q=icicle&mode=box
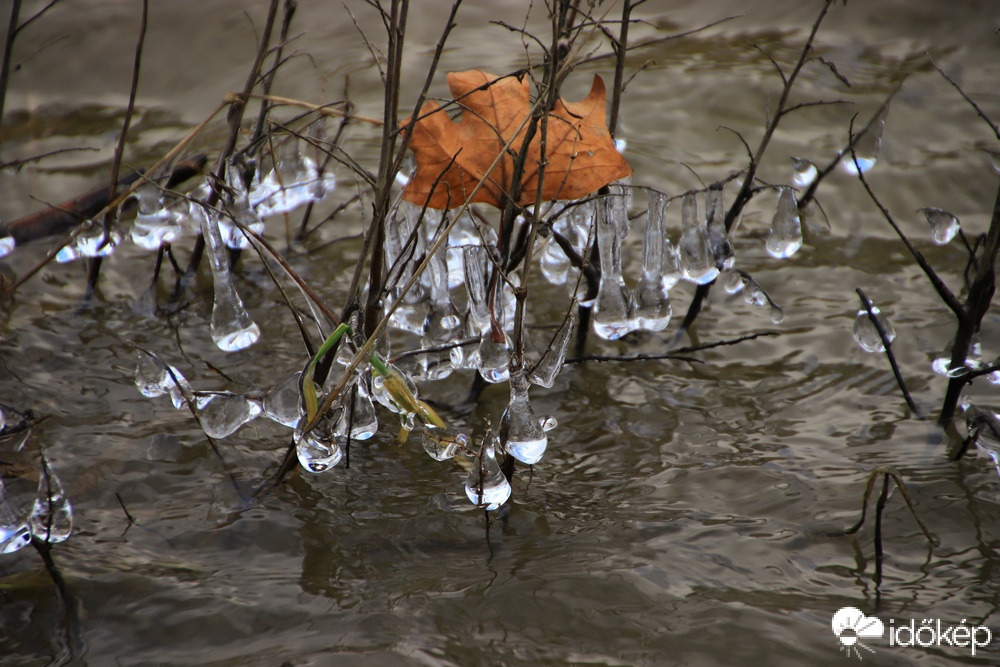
[194,392,262,439]
[852,303,896,353]
[28,457,73,544]
[464,430,511,510]
[421,425,469,461]
[791,157,818,187]
[420,216,462,377]
[464,245,491,334]
[503,369,547,465]
[918,207,960,245]
[387,202,431,335]
[633,191,673,331]
[0,478,31,553]
[197,204,261,352]
[705,186,735,270]
[528,303,577,388]
[593,190,636,339]
[251,139,335,217]
[130,182,182,250]
[766,187,803,259]
[678,193,719,285]
[262,371,303,427]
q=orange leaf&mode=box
[401,70,631,210]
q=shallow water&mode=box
[2,1,1000,665]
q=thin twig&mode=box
[856,288,920,417]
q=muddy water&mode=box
[2,1,1000,665]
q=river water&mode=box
[1,1,1000,665]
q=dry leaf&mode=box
[401,70,632,210]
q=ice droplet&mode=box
[421,424,468,461]
[528,303,576,388]
[918,207,960,245]
[56,222,120,263]
[852,305,896,353]
[262,371,303,427]
[0,235,15,258]
[477,326,512,383]
[766,187,803,259]
[28,458,73,544]
[503,369,548,465]
[130,183,183,250]
[791,156,818,187]
[195,392,262,439]
[841,112,886,175]
[294,421,344,473]
[0,478,31,554]
[346,382,378,441]
[465,431,511,510]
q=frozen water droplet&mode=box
[841,114,885,175]
[294,422,344,473]
[852,305,895,353]
[722,268,746,294]
[262,371,303,427]
[918,207,960,245]
[0,235,15,258]
[130,183,182,250]
[982,147,1000,175]
[594,189,637,339]
[528,304,576,388]
[464,432,511,510]
[678,193,720,285]
[346,382,378,440]
[791,156,817,187]
[766,187,803,259]
[28,459,72,544]
[195,392,262,438]
[769,305,785,324]
[421,425,468,461]
[197,204,261,352]
[538,414,558,432]
[478,328,512,383]
[57,222,120,263]
[614,138,627,153]
[503,370,547,465]
[371,363,420,416]
[0,478,31,554]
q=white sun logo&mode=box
[831,606,884,660]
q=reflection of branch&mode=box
[826,466,935,597]
[566,331,780,364]
[856,288,920,417]
[32,540,83,658]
